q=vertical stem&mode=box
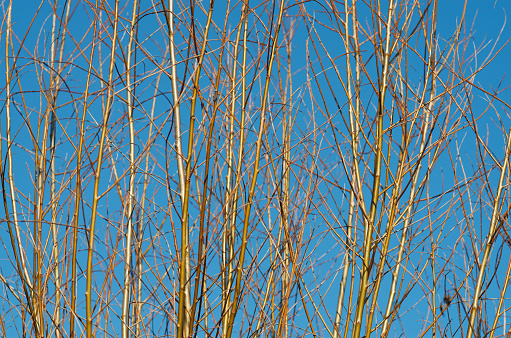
[466,127,511,338]
[279,14,292,338]
[86,1,119,337]
[222,4,247,333]
[49,4,59,336]
[177,2,215,337]
[334,0,361,335]
[70,2,99,336]
[352,1,394,337]
[165,0,186,202]
[222,3,254,335]
[161,1,189,331]
[3,2,38,335]
[122,0,139,337]
[188,1,231,334]
[48,2,71,336]
[489,253,511,338]
[134,62,164,338]
[381,12,437,335]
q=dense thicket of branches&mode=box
[1,0,511,337]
